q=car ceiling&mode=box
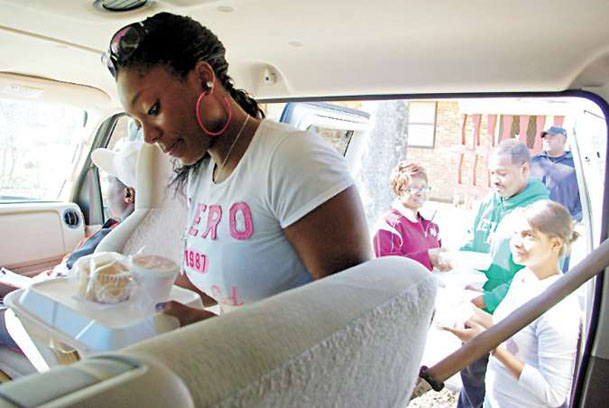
[2,0,609,108]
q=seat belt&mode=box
[419,238,609,391]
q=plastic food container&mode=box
[4,278,203,355]
[72,252,134,304]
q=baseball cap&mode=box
[541,126,567,138]
[91,140,142,188]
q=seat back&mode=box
[0,256,437,408]
[95,143,187,264]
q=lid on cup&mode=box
[132,254,178,272]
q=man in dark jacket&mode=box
[531,126,582,222]
[531,126,581,273]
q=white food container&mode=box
[4,278,203,355]
[444,250,492,271]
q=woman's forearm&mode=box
[493,345,525,379]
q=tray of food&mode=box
[4,252,203,353]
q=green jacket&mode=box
[461,178,549,313]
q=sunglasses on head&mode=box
[101,22,148,78]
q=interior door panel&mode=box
[0,203,84,276]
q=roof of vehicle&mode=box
[2,0,609,106]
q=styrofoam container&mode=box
[442,250,492,271]
[4,278,203,354]
[130,255,179,304]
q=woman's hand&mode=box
[428,248,453,272]
[471,294,486,309]
[156,301,216,326]
[469,306,493,329]
[444,319,486,343]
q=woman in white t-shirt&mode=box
[102,12,371,322]
[448,200,580,408]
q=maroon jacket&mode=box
[373,204,441,271]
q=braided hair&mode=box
[113,12,265,191]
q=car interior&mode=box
[1,0,609,407]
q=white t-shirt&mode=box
[484,268,580,408]
[183,119,353,312]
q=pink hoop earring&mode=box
[195,90,232,137]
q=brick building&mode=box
[406,100,569,205]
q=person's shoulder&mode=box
[531,153,548,165]
[532,152,546,160]
[254,119,317,156]
[260,119,309,140]
[373,208,405,235]
[377,207,401,226]
[562,151,575,163]
[527,177,550,197]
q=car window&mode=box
[0,97,87,202]
[306,126,354,155]
[261,102,365,156]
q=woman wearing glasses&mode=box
[103,12,370,324]
[373,162,450,271]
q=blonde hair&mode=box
[390,161,428,197]
[523,200,579,257]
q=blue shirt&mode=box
[530,151,582,222]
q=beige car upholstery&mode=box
[0,203,84,276]
[95,142,187,264]
[0,256,437,408]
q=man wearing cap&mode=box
[531,126,581,273]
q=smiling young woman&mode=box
[103,12,371,323]
[447,200,580,408]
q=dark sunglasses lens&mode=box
[110,26,131,55]
[110,25,143,59]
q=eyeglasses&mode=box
[101,22,148,78]
[404,186,432,194]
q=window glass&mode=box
[260,102,361,156]
[0,97,86,202]
[307,126,354,155]
[407,101,437,148]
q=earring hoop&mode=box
[195,91,232,137]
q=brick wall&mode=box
[407,101,487,201]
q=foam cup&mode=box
[130,255,179,304]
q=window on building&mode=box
[407,101,437,148]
